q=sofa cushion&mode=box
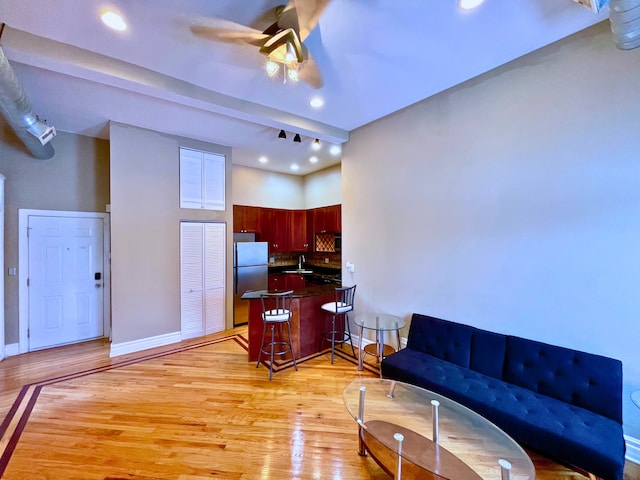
[470,328,506,379]
[504,336,623,423]
[406,314,473,368]
[381,349,625,480]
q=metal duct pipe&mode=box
[0,43,55,159]
[609,0,640,49]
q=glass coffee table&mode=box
[343,378,535,480]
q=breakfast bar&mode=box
[242,284,338,362]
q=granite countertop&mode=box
[240,283,337,299]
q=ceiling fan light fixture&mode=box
[278,129,287,139]
[293,133,302,143]
[266,61,280,77]
[287,67,300,82]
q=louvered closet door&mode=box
[180,221,226,339]
[180,222,204,339]
[204,223,225,334]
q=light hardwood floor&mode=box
[0,327,637,479]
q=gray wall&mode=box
[0,122,109,343]
[109,122,232,345]
[343,21,640,440]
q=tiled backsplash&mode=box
[269,251,341,270]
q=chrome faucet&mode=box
[298,254,306,269]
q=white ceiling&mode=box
[0,0,609,175]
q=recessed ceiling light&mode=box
[309,156,318,164]
[458,0,485,10]
[290,163,300,171]
[329,145,341,156]
[259,156,268,164]
[309,97,324,108]
[101,10,127,31]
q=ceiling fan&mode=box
[190,0,331,88]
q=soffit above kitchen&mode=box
[0,0,609,175]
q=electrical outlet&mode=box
[269,257,275,264]
[346,262,355,273]
[325,257,329,264]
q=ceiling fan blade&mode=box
[289,0,332,41]
[190,18,267,47]
[299,51,323,89]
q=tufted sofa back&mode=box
[406,313,622,423]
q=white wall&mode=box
[232,164,305,208]
[232,163,341,209]
[343,21,640,440]
[304,164,342,209]
[110,122,232,344]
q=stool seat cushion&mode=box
[321,302,352,314]
[262,309,291,322]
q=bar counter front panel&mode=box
[242,284,338,362]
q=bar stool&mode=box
[256,290,298,380]
[320,285,357,364]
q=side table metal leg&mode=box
[358,324,364,371]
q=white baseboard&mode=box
[110,331,182,357]
[4,343,20,357]
[626,435,640,464]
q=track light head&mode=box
[312,138,320,151]
[278,129,287,139]
[293,133,301,143]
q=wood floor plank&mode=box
[0,327,636,479]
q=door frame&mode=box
[18,209,111,354]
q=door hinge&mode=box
[27,278,30,287]
[27,328,30,338]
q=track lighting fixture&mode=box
[312,138,320,151]
[293,133,301,143]
[278,129,287,139]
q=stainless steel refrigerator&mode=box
[233,241,269,326]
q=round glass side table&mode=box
[354,313,406,372]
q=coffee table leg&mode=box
[431,400,440,444]
[394,433,404,480]
[357,386,367,456]
[499,459,512,480]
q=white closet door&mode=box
[180,221,226,339]
[204,223,225,334]
[180,222,204,339]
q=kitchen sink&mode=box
[283,269,314,274]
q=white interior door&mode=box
[28,215,104,350]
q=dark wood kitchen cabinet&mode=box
[313,204,341,234]
[233,205,261,233]
[262,208,289,252]
[289,209,309,252]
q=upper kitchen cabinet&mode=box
[233,205,261,233]
[289,210,310,252]
[313,204,341,234]
[262,208,289,253]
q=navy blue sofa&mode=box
[380,313,625,480]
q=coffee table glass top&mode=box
[343,378,535,480]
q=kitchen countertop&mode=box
[268,265,342,286]
[241,283,337,300]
